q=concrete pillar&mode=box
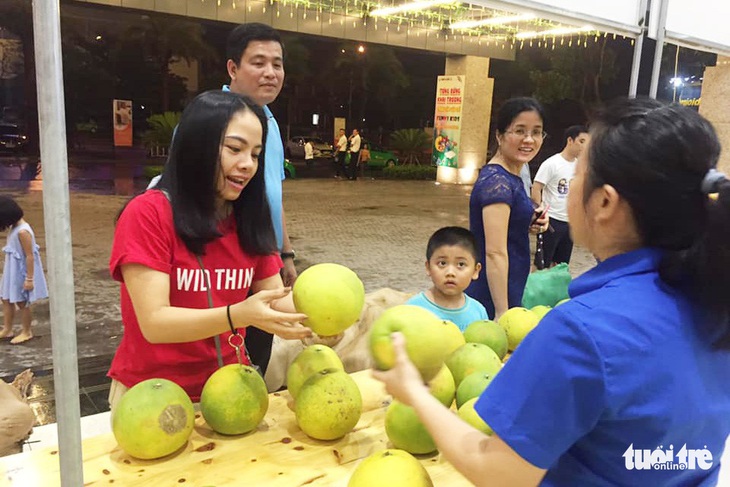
[699,56,730,175]
[438,55,494,185]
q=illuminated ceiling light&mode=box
[450,13,534,30]
[369,0,455,18]
[515,25,592,40]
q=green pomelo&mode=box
[445,343,502,387]
[457,398,493,435]
[498,307,541,351]
[440,320,466,357]
[295,368,362,440]
[112,378,195,460]
[530,305,552,320]
[463,319,509,359]
[200,364,269,436]
[348,449,434,487]
[369,305,450,382]
[385,400,437,455]
[427,364,456,407]
[286,344,344,400]
[293,263,365,336]
[455,371,495,409]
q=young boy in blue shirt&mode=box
[406,226,489,331]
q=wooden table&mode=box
[0,371,471,486]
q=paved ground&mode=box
[0,173,595,425]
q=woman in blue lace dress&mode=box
[466,98,548,319]
[0,196,48,344]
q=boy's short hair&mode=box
[564,125,588,142]
[426,226,479,261]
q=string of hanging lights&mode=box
[201,0,628,49]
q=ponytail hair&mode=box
[587,98,730,348]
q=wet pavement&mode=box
[0,157,596,428]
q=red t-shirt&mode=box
[108,190,282,400]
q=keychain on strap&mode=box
[226,304,262,375]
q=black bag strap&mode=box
[195,255,224,368]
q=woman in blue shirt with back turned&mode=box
[374,98,730,486]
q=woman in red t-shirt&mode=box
[108,91,312,404]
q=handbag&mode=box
[521,262,572,309]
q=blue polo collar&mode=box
[569,248,664,298]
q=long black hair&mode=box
[157,90,276,256]
[587,97,730,347]
[0,196,23,231]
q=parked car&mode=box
[0,123,29,153]
[284,159,296,179]
[285,136,334,161]
[362,140,398,168]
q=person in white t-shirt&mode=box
[335,128,348,179]
[347,129,362,180]
[531,125,589,269]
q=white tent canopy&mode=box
[31,0,729,485]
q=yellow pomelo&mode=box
[457,397,493,435]
[498,307,540,351]
[295,368,362,440]
[200,364,269,435]
[440,320,466,356]
[369,305,451,382]
[112,378,195,460]
[293,263,365,336]
[530,305,552,320]
[427,364,455,407]
[455,371,495,409]
[286,344,344,400]
[445,342,502,387]
[463,319,508,359]
[385,400,437,455]
[348,449,434,487]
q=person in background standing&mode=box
[531,125,589,269]
[348,128,361,181]
[224,22,298,375]
[335,128,348,179]
[304,138,314,166]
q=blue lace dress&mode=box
[1,222,49,304]
[466,164,533,317]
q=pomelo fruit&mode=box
[112,378,195,459]
[348,449,434,487]
[457,397,493,435]
[445,342,502,387]
[530,305,552,320]
[369,305,451,382]
[200,364,269,435]
[295,368,362,440]
[440,320,466,356]
[498,307,540,351]
[385,400,437,455]
[286,344,344,400]
[455,371,495,409]
[427,364,455,407]
[463,319,508,359]
[293,263,365,336]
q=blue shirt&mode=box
[405,291,489,331]
[475,248,730,486]
[466,164,533,317]
[222,86,286,250]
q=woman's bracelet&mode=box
[226,304,239,335]
[24,277,33,281]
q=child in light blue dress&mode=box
[0,196,48,344]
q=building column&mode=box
[699,56,730,175]
[438,55,494,185]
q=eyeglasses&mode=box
[504,128,548,140]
